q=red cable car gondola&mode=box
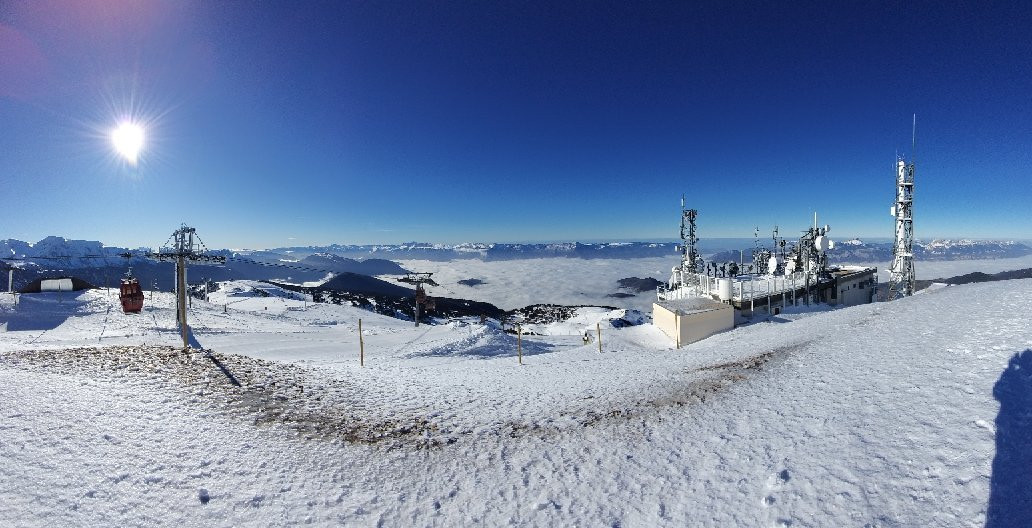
[119,268,144,313]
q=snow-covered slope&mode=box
[1,279,1030,526]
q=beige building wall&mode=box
[653,302,734,347]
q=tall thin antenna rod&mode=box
[911,113,917,160]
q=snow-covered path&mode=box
[2,280,1030,526]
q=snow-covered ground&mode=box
[2,279,1031,526]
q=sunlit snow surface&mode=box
[1,277,1031,526]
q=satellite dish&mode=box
[815,235,829,252]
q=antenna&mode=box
[911,113,917,161]
[889,118,916,300]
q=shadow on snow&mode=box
[403,327,557,360]
[1,292,92,331]
[986,349,1032,527]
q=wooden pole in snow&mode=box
[359,319,365,367]
[597,322,602,353]
[675,313,680,349]
[517,323,522,365]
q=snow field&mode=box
[1,278,1031,525]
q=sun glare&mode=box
[112,122,145,164]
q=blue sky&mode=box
[1,1,1029,248]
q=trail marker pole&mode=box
[517,323,522,365]
[359,319,365,367]
[597,323,602,353]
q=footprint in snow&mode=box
[763,468,793,527]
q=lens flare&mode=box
[111,122,145,164]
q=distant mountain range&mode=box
[3,236,1030,274]
[1,237,683,265]
[258,241,681,261]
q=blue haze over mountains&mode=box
[3,235,1030,296]
[4,236,1032,267]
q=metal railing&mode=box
[657,271,810,303]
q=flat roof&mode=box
[829,266,878,279]
[656,297,730,315]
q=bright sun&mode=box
[112,122,145,164]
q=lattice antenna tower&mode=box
[888,116,916,299]
[678,196,701,285]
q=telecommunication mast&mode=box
[888,116,916,299]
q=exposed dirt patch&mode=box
[696,341,811,373]
[0,339,815,449]
[541,341,815,435]
[1,346,436,448]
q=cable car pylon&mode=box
[145,225,226,349]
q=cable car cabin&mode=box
[119,277,145,313]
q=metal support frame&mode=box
[397,272,438,327]
[888,156,916,299]
[679,200,701,287]
[147,225,226,348]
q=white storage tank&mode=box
[717,278,732,301]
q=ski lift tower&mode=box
[147,225,225,348]
[888,120,917,299]
[397,272,438,327]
